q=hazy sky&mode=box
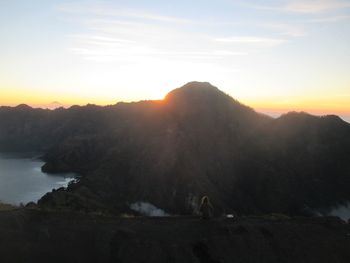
[1,0,350,120]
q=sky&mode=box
[1,0,350,121]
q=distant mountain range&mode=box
[1,82,350,216]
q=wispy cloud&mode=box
[68,34,135,44]
[248,0,350,14]
[285,0,350,14]
[57,1,303,64]
[57,2,191,24]
[68,44,247,63]
[257,23,306,37]
[214,36,286,47]
[305,14,350,23]
[57,3,256,63]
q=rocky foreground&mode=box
[0,208,349,263]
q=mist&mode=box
[130,202,169,217]
[329,202,350,221]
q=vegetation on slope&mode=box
[1,82,350,216]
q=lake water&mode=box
[0,153,75,205]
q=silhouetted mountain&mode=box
[1,82,350,216]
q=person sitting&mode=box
[199,196,214,219]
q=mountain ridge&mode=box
[0,82,350,216]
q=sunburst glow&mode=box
[1,0,349,121]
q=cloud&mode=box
[60,5,250,63]
[258,23,306,37]
[57,2,191,24]
[68,34,135,44]
[248,0,350,14]
[68,45,246,63]
[214,36,286,47]
[285,0,350,14]
[306,15,350,23]
[57,1,299,64]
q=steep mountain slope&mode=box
[1,82,350,216]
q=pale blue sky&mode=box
[1,0,350,121]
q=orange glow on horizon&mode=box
[246,98,350,116]
[0,87,120,108]
[1,87,349,119]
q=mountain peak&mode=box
[164,81,230,105]
[164,81,253,114]
[15,104,32,110]
[165,82,218,98]
[181,81,218,90]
